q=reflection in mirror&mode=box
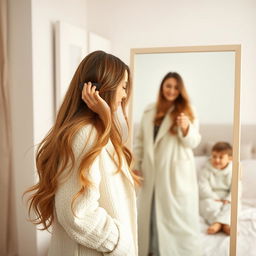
[132,50,236,256]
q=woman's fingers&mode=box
[89,84,98,104]
[177,114,188,122]
[94,91,102,103]
[177,115,185,122]
[176,113,189,128]
[82,82,98,106]
[81,82,110,121]
[91,84,96,95]
[82,83,93,106]
[95,91,111,115]
[85,82,91,96]
[94,91,105,104]
[86,82,95,102]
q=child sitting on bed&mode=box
[199,142,232,235]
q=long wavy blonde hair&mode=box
[23,50,139,231]
[154,72,195,134]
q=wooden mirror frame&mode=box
[128,45,241,256]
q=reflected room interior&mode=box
[131,48,242,256]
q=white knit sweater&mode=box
[47,124,138,256]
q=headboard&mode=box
[194,124,256,159]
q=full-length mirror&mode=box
[130,45,241,256]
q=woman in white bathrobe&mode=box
[24,51,139,256]
[133,72,202,256]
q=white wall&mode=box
[32,0,88,145]
[133,51,235,124]
[8,0,87,255]
[86,0,256,124]
[32,1,88,254]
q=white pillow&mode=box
[205,141,216,156]
[240,144,253,160]
[194,156,208,176]
[241,160,256,200]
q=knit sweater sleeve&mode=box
[54,125,131,255]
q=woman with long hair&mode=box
[24,51,139,256]
[134,72,202,256]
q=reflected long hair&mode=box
[23,50,140,230]
[154,72,195,134]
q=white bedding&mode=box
[237,202,256,256]
[200,202,256,256]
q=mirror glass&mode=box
[132,50,236,256]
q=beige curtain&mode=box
[0,0,18,255]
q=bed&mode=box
[133,123,256,255]
[195,157,256,256]
[193,124,256,256]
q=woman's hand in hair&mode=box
[176,113,190,137]
[81,82,111,124]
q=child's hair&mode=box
[154,72,195,134]
[212,142,233,156]
[23,50,140,231]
